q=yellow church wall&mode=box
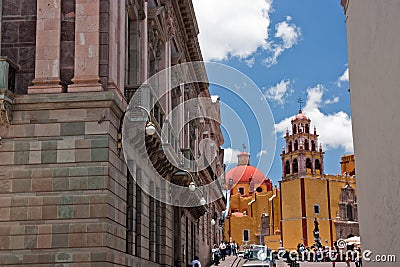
[226,214,260,246]
[328,180,346,221]
[304,179,329,219]
[231,182,269,199]
[341,154,355,174]
[282,219,302,250]
[270,188,281,235]
[280,179,301,219]
[264,235,282,250]
[225,188,282,248]
[306,218,332,247]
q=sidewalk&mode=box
[210,255,241,267]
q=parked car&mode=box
[242,260,275,267]
[242,247,276,267]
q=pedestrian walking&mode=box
[212,244,220,266]
[219,241,226,261]
[191,256,201,267]
[231,241,238,256]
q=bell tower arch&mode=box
[280,110,325,180]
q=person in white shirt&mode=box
[219,241,226,260]
[191,256,201,267]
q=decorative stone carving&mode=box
[166,13,176,39]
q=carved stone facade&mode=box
[0,1,225,266]
[335,184,360,239]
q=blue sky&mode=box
[192,0,352,185]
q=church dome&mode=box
[293,110,308,120]
[226,165,267,185]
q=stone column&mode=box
[28,0,63,94]
[68,0,102,92]
[0,0,2,53]
[140,1,148,83]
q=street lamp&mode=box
[172,169,207,206]
[126,105,156,136]
[173,170,197,192]
[117,105,156,153]
[188,181,196,192]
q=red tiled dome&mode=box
[226,165,267,185]
[294,110,308,120]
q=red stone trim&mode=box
[300,178,308,246]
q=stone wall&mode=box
[1,0,37,94]
[0,91,165,266]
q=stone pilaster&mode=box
[69,0,102,92]
[28,0,62,94]
[140,1,148,83]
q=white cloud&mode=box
[264,79,292,105]
[245,57,256,68]
[224,148,242,165]
[257,150,268,158]
[192,0,272,61]
[265,17,301,67]
[275,16,300,49]
[275,85,353,152]
[337,68,349,87]
[325,96,340,104]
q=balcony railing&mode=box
[0,57,19,126]
[0,57,18,93]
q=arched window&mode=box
[304,139,309,150]
[294,140,298,151]
[293,124,297,134]
[347,204,354,221]
[315,159,321,170]
[306,158,312,169]
[285,161,290,175]
[293,159,298,173]
[311,140,316,151]
[288,142,292,153]
[305,124,309,133]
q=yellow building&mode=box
[223,111,358,251]
[279,110,357,250]
[224,152,282,250]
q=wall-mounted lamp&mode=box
[211,219,216,226]
[172,169,206,206]
[117,105,156,154]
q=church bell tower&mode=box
[280,110,324,179]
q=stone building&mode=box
[0,0,225,266]
[334,183,359,240]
